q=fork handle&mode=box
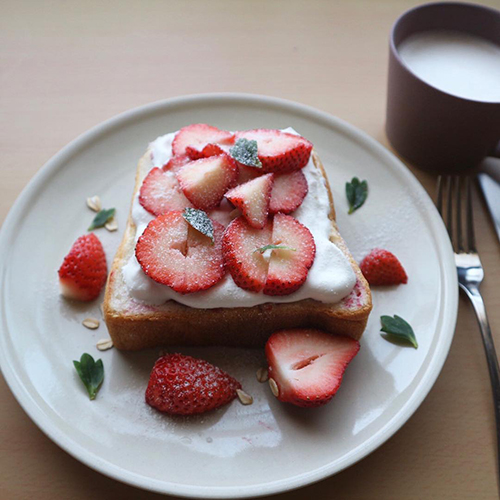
[460,284,500,486]
[462,285,500,392]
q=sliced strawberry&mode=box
[139,168,192,216]
[58,234,107,301]
[208,199,237,227]
[208,208,233,227]
[223,214,315,295]
[236,164,261,185]
[201,143,225,157]
[264,214,315,296]
[222,216,272,292]
[225,173,274,229]
[189,143,226,160]
[135,211,225,294]
[172,124,235,158]
[162,155,191,173]
[360,248,408,286]
[185,149,206,161]
[270,170,308,214]
[266,329,360,408]
[146,353,241,415]
[176,154,238,211]
[236,129,313,174]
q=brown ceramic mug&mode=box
[386,2,500,173]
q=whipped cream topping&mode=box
[121,129,356,309]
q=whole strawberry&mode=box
[360,248,408,286]
[146,353,241,415]
[58,233,107,301]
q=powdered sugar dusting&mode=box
[347,187,416,263]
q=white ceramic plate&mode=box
[0,94,458,498]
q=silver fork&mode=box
[437,175,500,490]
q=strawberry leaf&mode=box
[230,138,262,168]
[88,208,115,230]
[346,177,368,214]
[380,315,418,348]
[183,208,214,243]
[73,353,104,400]
[254,244,296,254]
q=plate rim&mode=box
[0,92,458,498]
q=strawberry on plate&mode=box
[236,129,313,174]
[146,353,241,415]
[360,248,408,286]
[58,233,107,301]
[176,154,238,211]
[269,170,308,214]
[266,329,360,408]
[139,167,192,216]
[135,211,225,294]
[172,124,235,159]
[222,213,315,295]
[225,173,274,229]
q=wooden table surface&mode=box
[1,1,499,498]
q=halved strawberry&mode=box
[270,170,308,214]
[264,214,315,296]
[172,124,235,158]
[162,155,191,173]
[236,129,313,174]
[176,154,238,211]
[266,329,360,408]
[360,248,408,286]
[135,211,225,294]
[222,214,315,295]
[58,233,107,301]
[222,217,272,292]
[225,173,274,229]
[139,168,192,216]
[146,353,241,415]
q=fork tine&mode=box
[456,177,463,252]
[466,176,476,252]
[437,176,444,216]
[446,176,453,244]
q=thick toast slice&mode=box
[103,144,372,351]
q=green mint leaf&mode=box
[380,315,418,348]
[346,177,368,214]
[229,138,262,168]
[183,208,214,243]
[88,208,115,231]
[73,353,104,400]
[254,244,296,254]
